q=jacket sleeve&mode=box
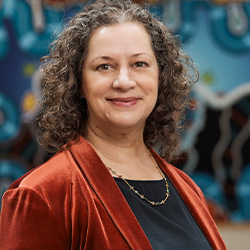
[0,187,70,250]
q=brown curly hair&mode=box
[37,0,198,161]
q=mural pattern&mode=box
[0,0,250,222]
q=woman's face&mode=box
[81,22,159,134]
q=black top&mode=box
[115,174,213,250]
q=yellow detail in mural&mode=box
[22,91,36,113]
[201,71,215,86]
[22,63,37,77]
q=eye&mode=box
[133,61,148,68]
[96,64,113,71]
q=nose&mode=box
[113,67,136,91]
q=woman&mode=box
[0,0,226,249]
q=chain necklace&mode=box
[106,150,170,206]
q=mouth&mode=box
[107,97,141,108]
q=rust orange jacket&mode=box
[0,137,226,249]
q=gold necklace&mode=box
[106,150,170,206]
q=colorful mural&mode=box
[0,0,250,222]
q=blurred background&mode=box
[0,0,250,248]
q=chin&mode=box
[109,118,145,131]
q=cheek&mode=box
[81,77,95,99]
[80,86,92,102]
[81,71,95,99]
[148,80,159,95]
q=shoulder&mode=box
[8,149,75,195]
[1,149,83,221]
[0,150,77,248]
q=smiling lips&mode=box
[107,97,141,108]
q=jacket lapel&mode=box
[69,136,153,250]
[150,149,226,250]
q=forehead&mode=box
[86,22,154,57]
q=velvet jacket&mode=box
[0,137,226,249]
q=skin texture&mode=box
[81,22,161,180]
[82,22,159,137]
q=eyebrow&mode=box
[92,53,151,62]
[131,53,149,58]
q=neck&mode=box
[85,123,147,164]
[85,124,162,180]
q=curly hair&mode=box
[37,0,198,161]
